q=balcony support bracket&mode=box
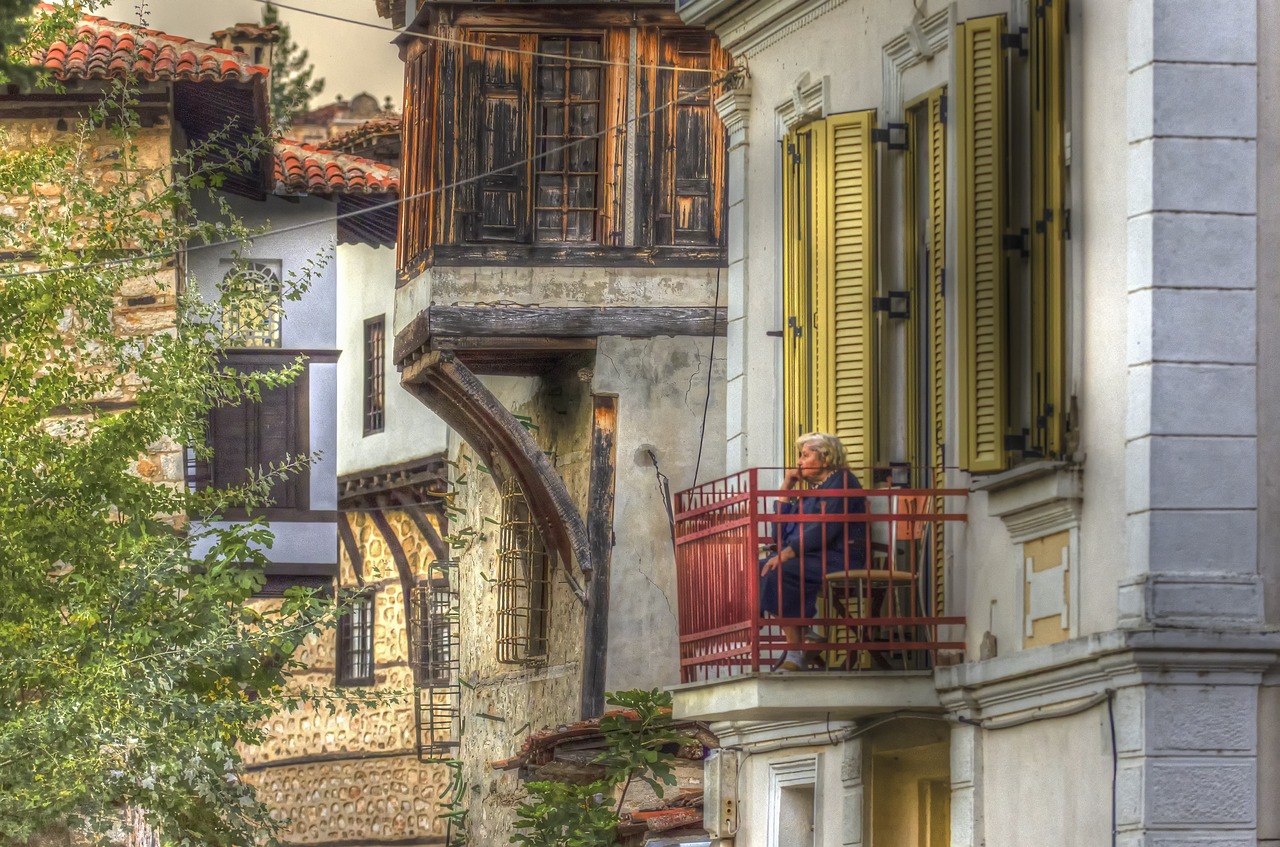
[399,348,590,603]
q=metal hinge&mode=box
[1003,228,1030,258]
[872,290,911,319]
[1001,27,1028,56]
[871,122,909,151]
[1063,209,1072,240]
[787,315,802,338]
[939,94,948,126]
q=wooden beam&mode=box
[337,513,365,586]
[392,489,451,563]
[429,306,728,339]
[581,394,618,719]
[435,336,599,352]
[400,350,590,600]
[430,244,726,267]
[369,504,417,632]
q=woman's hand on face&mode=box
[783,467,803,489]
[761,555,780,577]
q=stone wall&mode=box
[444,370,594,847]
[242,507,452,845]
[0,117,184,488]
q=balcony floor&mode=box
[669,670,941,723]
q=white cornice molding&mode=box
[934,629,1280,719]
[715,82,753,140]
[882,4,952,121]
[677,0,850,58]
[775,72,828,134]
[976,461,1082,543]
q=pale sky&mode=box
[99,0,405,109]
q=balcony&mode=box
[669,468,966,722]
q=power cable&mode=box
[246,0,721,74]
[0,67,740,281]
[691,264,720,487]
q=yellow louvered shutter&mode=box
[781,127,816,464]
[814,110,877,474]
[1031,0,1067,458]
[926,88,947,614]
[956,15,1009,473]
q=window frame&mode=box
[219,260,284,349]
[363,315,386,436]
[336,588,376,687]
[198,349,312,517]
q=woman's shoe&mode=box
[773,659,805,673]
[803,634,827,670]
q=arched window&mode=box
[220,262,282,348]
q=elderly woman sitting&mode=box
[760,432,867,671]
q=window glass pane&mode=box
[220,262,282,348]
[534,36,600,243]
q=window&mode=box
[400,25,728,267]
[220,262,282,348]
[363,316,385,435]
[337,589,375,686]
[204,351,310,511]
[534,37,602,243]
[495,475,552,666]
[410,567,461,762]
[780,111,877,472]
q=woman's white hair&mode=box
[795,431,848,470]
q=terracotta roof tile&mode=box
[626,805,704,833]
[209,23,281,43]
[328,118,402,154]
[32,5,268,83]
[274,139,400,195]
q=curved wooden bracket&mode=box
[400,350,590,600]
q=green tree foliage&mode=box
[0,36,370,847]
[511,690,694,847]
[0,1,76,87]
[260,3,325,126]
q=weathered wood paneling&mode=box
[429,305,729,338]
[396,15,732,275]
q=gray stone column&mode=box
[1121,0,1261,628]
[1112,655,1265,846]
[716,84,752,474]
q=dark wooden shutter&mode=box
[470,33,535,242]
[209,354,310,510]
[655,34,727,246]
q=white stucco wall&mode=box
[335,243,448,477]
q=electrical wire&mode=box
[691,264,720,488]
[0,66,740,281]
[246,0,721,74]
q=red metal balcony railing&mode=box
[674,468,967,683]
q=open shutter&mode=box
[781,127,816,464]
[814,110,877,474]
[927,89,948,613]
[955,15,1009,473]
[472,33,534,242]
[1031,0,1067,458]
